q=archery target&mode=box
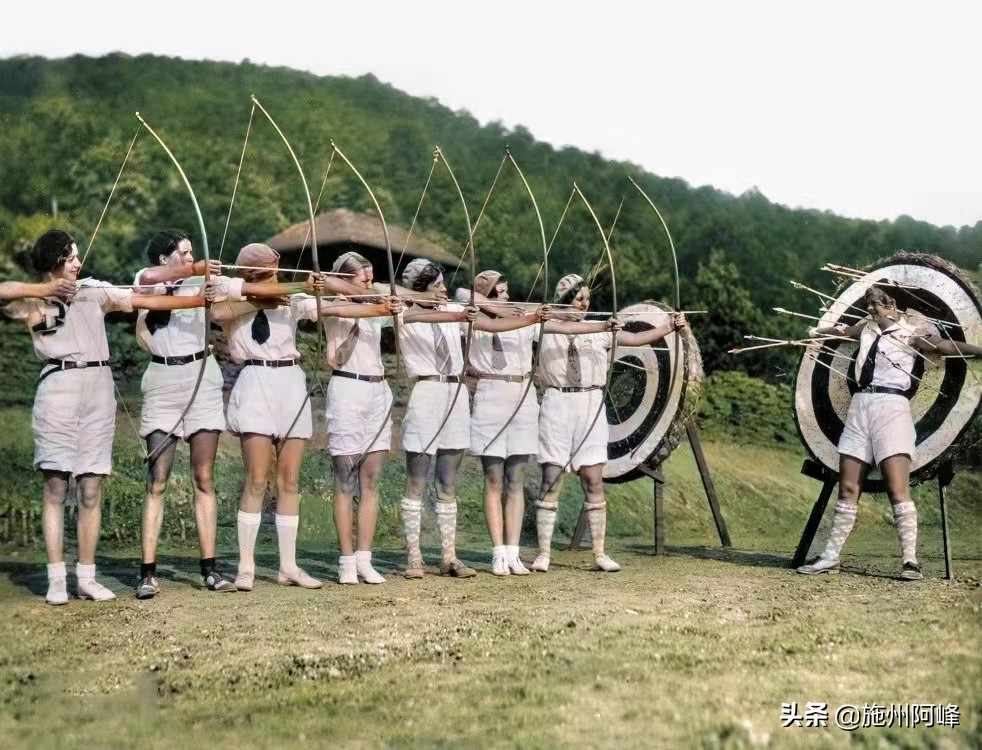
[794,252,982,484]
[604,301,704,482]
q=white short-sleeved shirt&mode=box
[399,303,466,377]
[469,323,537,376]
[856,317,919,391]
[537,331,613,389]
[325,312,392,375]
[134,271,244,356]
[2,279,132,362]
[223,294,319,363]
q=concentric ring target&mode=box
[604,301,704,482]
[794,252,982,485]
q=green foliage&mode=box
[697,370,799,447]
[0,53,978,380]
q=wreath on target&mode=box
[793,252,982,486]
[603,301,704,483]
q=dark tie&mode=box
[566,336,583,387]
[433,324,452,374]
[858,335,881,387]
[145,280,183,335]
[251,308,271,345]
[491,333,507,371]
[335,321,360,366]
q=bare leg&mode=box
[481,456,506,548]
[503,455,531,574]
[798,454,867,574]
[42,470,70,563]
[353,451,387,583]
[141,431,179,565]
[272,438,320,587]
[579,463,619,571]
[332,453,359,584]
[188,430,220,559]
[235,434,273,587]
[75,474,115,600]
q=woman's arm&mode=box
[320,301,395,319]
[811,320,866,340]
[403,307,468,324]
[210,298,281,323]
[542,320,610,335]
[131,293,207,311]
[0,279,74,302]
[617,313,687,346]
[915,334,982,357]
[137,259,221,285]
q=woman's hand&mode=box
[672,312,687,331]
[192,259,223,277]
[45,279,76,302]
[387,296,405,316]
[536,304,554,322]
[464,305,479,323]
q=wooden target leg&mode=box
[638,466,666,555]
[938,476,954,582]
[686,424,731,548]
[792,479,837,567]
[569,508,589,550]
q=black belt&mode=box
[152,349,208,366]
[549,385,603,393]
[476,373,529,383]
[332,369,384,383]
[416,374,461,383]
[244,359,299,368]
[39,359,110,383]
[858,385,908,397]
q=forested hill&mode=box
[1,54,979,374]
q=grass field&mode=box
[0,403,980,749]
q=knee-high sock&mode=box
[536,501,558,556]
[275,513,299,574]
[435,501,457,564]
[820,500,857,560]
[585,501,607,556]
[237,510,262,573]
[401,498,423,562]
[892,501,918,563]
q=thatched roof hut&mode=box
[266,208,460,282]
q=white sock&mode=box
[47,562,67,580]
[892,501,918,564]
[275,513,299,575]
[237,510,262,573]
[492,545,506,560]
[820,500,857,560]
[505,545,521,563]
[76,562,95,583]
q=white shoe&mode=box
[77,578,117,601]
[491,553,510,576]
[508,556,531,576]
[338,556,358,585]
[594,554,621,572]
[796,556,840,575]
[355,551,385,584]
[278,568,323,589]
[530,553,550,573]
[46,576,69,606]
[234,569,255,591]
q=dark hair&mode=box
[145,228,190,266]
[31,229,76,273]
[333,251,373,277]
[555,280,587,307]
[409,262,445,292]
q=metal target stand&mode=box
[569,422,732,553]
[791,457,957,580]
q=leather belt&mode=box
[39,359,110,383]
[332,369,384,383]
[858,385,908,397]
[416,374,461,383]
[152,349,208,366]
[244,359,299,368]
[549,385,603,393]
[475,373,529,383]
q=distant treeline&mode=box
[1,53,980,378]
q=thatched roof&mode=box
[266,208,460,268]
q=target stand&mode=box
[569,422,731,553]
[791,458,957,580]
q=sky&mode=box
[6,0,982,228]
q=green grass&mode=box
[0,403,980,748]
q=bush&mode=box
[697,370,798,447]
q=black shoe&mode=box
[203,570,237,592]
[900,561,923,581]
[135,575,159,600]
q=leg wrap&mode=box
[819,499,857,561]
[585,501,607,555]
[536,502,558,555]
[435,501,458,563]
[892,501,918,564]
[400,498,423,562]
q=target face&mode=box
[604,302,703,482]
[794,253,982,484]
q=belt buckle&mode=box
[75,361,88,369]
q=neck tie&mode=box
[858,334,881,387]
[335,320,360,366]
[566,336,583,387]
[251,308,271,345]
[433,323,453,374]
[146,280,183,335]
[491,333,507,370]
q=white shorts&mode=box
[402,380,470,455]
[838,392,916,466]
[227,364,311,440]
[537,387,609,472]
[33,366,116,476]
[470,378,539,458]
[139,358,226,439]
[325,375,393,456]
